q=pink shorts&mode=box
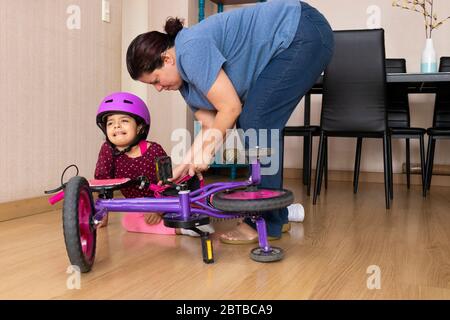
[121,213,176,235]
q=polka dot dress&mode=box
[94,141,167,198]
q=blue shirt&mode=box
[175,0,302,112]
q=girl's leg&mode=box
[122,213,215,236]
[122,213,176,235]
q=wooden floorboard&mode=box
[1,179,450,299]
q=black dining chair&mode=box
[353,59,427,197]
[282,125,321,196]
[425,57,450,192]
[313,29,393,209]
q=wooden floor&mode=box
[1,178,450,299]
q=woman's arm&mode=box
[172,69,242,179]
[194,109,217,130]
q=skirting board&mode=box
[0,192,120,223]
[1,171,450,223]
[0,196,63,223]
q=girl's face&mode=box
[105,114,141,150]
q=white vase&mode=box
[421,38,437,73]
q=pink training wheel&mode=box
[211,187,293,213]
[63,176,97,273]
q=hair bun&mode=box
[164,17,184,39]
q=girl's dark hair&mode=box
[126,17,184,80]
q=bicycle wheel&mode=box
[211,187,293,212]
[250,247,284,263]
[63,176,97,273]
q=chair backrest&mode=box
[386,58,410,128]
[321,29,387,134]
[433,57,450,128]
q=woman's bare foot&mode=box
[219,221,258,244]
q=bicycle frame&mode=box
[48,153,287,262]
[91,160,273,251]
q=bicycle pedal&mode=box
[201,235,214,264]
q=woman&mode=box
[126,0,334,244]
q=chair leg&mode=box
[353,137,362,194]
[313,133,325,205]
[318,137,326,196]
[383,134,391,209]
[281,135,285,186]
[306,133,313,196]
[388,135,394,200]
[324,137,328,190]
[426,137,436,191]
[419,134,426,197]
[303,136,309,186]
[425,136,432,193]
[406,138,411,189]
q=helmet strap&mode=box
[110,136,144,157]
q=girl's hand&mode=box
[144,213,162,225]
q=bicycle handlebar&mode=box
[49,190,64,205]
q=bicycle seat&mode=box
[88,178,133,192]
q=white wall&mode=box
[0,0,123,203]
[145,0,195,160]
[121,0,148,102]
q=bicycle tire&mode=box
[211,187,293,212]
[63,176,97,273]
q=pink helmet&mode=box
[96,92,151,139]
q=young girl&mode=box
[94,91,214,236]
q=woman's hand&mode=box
[192,148,214,173]
[144,212,162,225]
[170,163,205,182]
[171,163,196,181]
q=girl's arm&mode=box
[94,143,115,179]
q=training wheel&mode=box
[249,246,284,263]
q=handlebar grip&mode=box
[48,190,64,205]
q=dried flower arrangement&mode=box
[392,0,450,38]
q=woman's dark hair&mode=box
[127,17,184,80]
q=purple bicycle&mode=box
[46,148,293,273]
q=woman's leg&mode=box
[223,3,334,240]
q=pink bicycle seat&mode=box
[88,178,131,187]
